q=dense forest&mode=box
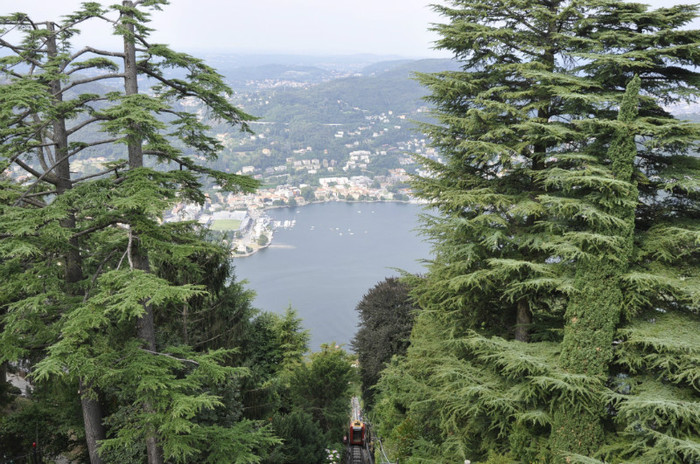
[0,2,355,463]
[367,1,700,463]
[1,0,699,464]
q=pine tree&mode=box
[0,7,118,460]
[375,1,700,462]
[0,2,278,463]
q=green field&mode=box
[210,219,242,231]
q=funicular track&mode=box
[345,397,374,464]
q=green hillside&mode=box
[240,59,459,124]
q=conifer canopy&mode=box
[375,1,700,462]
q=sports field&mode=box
[209,219,242,231]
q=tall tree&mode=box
[288,344,356,441]
[0,7,122,460]
[0,2,277,463]
[375,1,700,462]
[549,75,643,457]
[352,277,417,410]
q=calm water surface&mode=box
[232,202,432,351]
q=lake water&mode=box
[232,202,432,351]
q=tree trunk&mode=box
[80,394,106,464]
[515,60,552,343]
[514,300,531,342]
[80,380,106,464]
[47,24,106,464]
[123,0,143,170]
[121,4,164,463]
[182,303,189,345]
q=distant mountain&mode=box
[241,58,460,124]
[360,60,417,76]
[360,59,460,76]
[223,64,336,88]
[200,52,409,75]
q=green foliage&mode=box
[374,0,700,462]
[272,308,311,371]
[0,379,87,460]
[262,410,326,464]
[229,314,352,461]
[0,2,270,462]
[288,344,356,442]
[352,277,418,409]
[246,59,459,125]
[239,307,310,383]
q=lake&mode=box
[232,201,432,351]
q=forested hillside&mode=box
[236,58,459,124]
[2,54,457,192]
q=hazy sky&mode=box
[1,0,697,58]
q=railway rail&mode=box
[345,397,374,464]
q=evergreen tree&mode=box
[289,344,356,442]
[236,307,310,423]
[262,409,327,464]
[375,1,700,462]
[548,75,642,458]
[0,2,278,463]
[0,7,117,460]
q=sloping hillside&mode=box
[238,59,459,124]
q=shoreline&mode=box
[260,197,421,211]
[231,198,423,258]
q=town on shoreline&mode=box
[165,176,422,257]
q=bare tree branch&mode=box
[24,140,58,150]
[94,14,119,26]
[31,113,56,171]
[13,143,87,205]
[117,226,134,271]
[14,158,59,185]
[0,107,38,133]
[72,219,121,240]
[18,196,47,208]
[67,46,125,64]
[58,73,126,96]
[24,190,58,198]
[83,249,118,303]
[127,227,133,270]
[0,65,26,79]
[0,22,20,40]
[67,113,110,137]
[137,67,200,100]
[0,38,44,68]
[67,137,123,158]
[72,162,127,184]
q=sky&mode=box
[1,0,697,59]
[1,0,448,58]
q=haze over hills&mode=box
[194,58,464,190]
[199,52,419,75]
[10,52,696,187]
[225,58,462,124]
